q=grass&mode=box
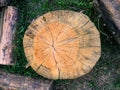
[0,0,120,90]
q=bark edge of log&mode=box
[0,0,10,7]
[0,70,53,90]
[94,0,120,44]
[0,6,18,65]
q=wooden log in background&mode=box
[0,0,10,7]
[94,0,120,44]
[0,70,53,90]
[0,6,18,65]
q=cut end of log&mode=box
[23,10,101,79]
[0,6,18,65]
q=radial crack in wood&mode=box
[23,10,101,79]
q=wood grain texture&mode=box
[0,6,18,65]
[23,10,101,79]
[0,0,10,7]
[0,70,53,90]
[94,0,120,44]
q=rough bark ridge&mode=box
[0,6,18,65]
[94,0,120,44]
[0,0,10,7]
[0,70,53,90]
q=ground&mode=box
[0,0,120,90]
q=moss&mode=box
[0,0,119,89]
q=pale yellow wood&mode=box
[23,10,101,79]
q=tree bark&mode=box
[0,6,18,65]
[94,0,120,44]
[0,0,10,7]
[0,70,53,90]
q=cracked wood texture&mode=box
[0,0,10,7]
[0,6,18,65]
[23,10,101,79]
[0,70,53,90]
[94,0,120,44]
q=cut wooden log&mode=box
[0,70,53,90]
[94,0,120,44]
[0,6,18,65]
[23,10,101,79]
[0,0,10,7]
